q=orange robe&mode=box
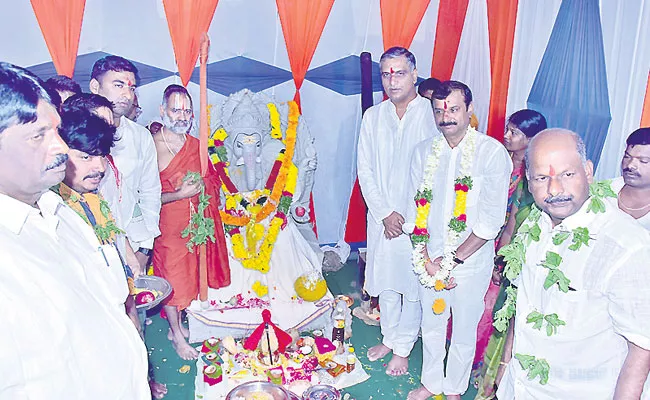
[153,136,230,309]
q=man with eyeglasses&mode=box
[90,56,162,276]
[357,46,436,376]
[152,84,230,360]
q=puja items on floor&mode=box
[195,309,369,399]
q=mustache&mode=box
[44,154,68,171]
[545,194,573,204]
[439,121,457,127]
[623,167,639,176]
[84,171,105,180]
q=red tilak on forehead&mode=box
[389,67,394,74]
[443,101,447,110]
[549,165,556,176]
[127,79,133,86]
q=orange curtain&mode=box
[380,0,430,50]
[430,0,470,80]
[163,0,219,86]
[276,0,334,235]
[485,0,518,142]
[276,0,335,109]
[641,71,650,127]
[30,0,86,78]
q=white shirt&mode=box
[99,160,135,259]
[407,130,512,275]
[357,96,436,299]
[611,176,650,231]
[0,192,149,400]
[498,200,650,399]
[112,116,161,249]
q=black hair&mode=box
[91,55,139,83]
[507,109,548,138]
[380,47,417,71]
[432,80,473,109]
[418,77,441,97]
[626,127,650,147]
[62,93,114,114]
[0,62,52,134]
[44,75,82,96]
[59,109,116,156]
[162,84,192,108]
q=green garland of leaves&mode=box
[493,181,613,386]
[181,171,216,252]
[515,353,550,385]
[526,310,566,336]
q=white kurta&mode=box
[357,96,436,300]
[497,200,650,400]
[112,116,162,249]
[99,161,135,260]
[611,176,650,231]
[0,192,149,400]
[407,131,512,394]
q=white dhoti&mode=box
[419,265,492,395]
[379,289,422,357]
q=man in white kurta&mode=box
[90,56,161,264]
[357,47,435,375]
[406,81,511,399]
[497,129,650,399]
[0,62,149,400]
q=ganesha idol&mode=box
[187,89,333,342]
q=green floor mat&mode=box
[144,260,479,399]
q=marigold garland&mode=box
[207,101,300,274]
[411,127,477,315]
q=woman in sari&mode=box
[473,109,547,399]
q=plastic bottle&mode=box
[331,300,346,343]
[346,346,356,373]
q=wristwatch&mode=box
[137,248,152,256]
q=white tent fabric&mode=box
[596,0,650,179]
[1,0,648,245]
[451,0,492,134]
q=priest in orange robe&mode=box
[152,84,230,360]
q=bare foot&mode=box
[407,386,434,400]
[445,395,461,400]
[367,343,392,362]
[149,380,168,399]
[167,325,190,340]
[386,354,409,376]
[171,334,198,360]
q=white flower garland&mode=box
[412,127,478,288]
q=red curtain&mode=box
[163,0,219,86]
[380,0,430,50]
[641,72,650,127]
[276,0,335,109]
[30,0,86,78]
[485,0,519,142]
[430,0,470,80]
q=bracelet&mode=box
[499,361,509,366]
[452,256,464,265]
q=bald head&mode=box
[526,129,594,226]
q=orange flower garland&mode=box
[207,101,300,274]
